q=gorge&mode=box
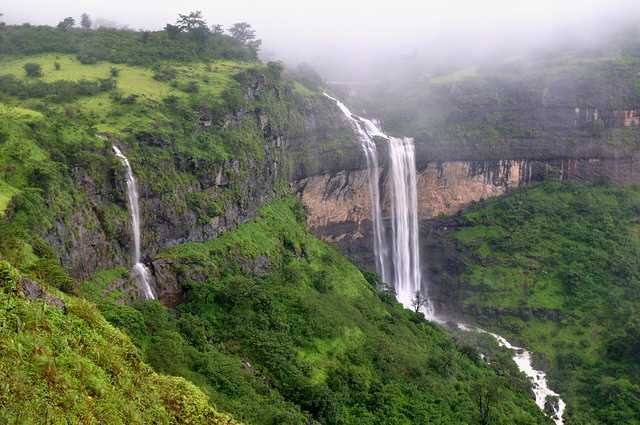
[2,14,640,425]
[324,95,566,424]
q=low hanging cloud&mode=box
[3,0,639,80]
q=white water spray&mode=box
[113,145,155,300]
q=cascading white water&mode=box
[387,137,433,316]
[457,323,566,425]
[324,93,390,284]
[112,145,155,300]
[324,93,430,316]
[326,93,564,424]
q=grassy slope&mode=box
[0,53,253,134]
[0,260,239,425]
[83,197,551,425]
[443,182,640,424]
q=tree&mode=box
[211,24,224,35]
[266,61,284,81]
[176,11,206,32]
[189,25,210,45]
[164,23,181,39]
[228,22,256,44]
[411,290,429,314]
[473,379,498,425]
[57,17,75,31]
[80,13,92,29]
[0,13,5,29]
[24,63,42,78]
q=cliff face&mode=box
[295,56,640,274]
[296,156,640,271]
[44,78,354,280]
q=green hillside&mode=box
[82,197,550,425]
[0,260,238,424]
[429,182,640,424]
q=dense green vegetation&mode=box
[0,37,313,278]
[0,17,576,425]
[431,182,640,424]
[0,15,258,65]
[0,260,238,424]
[82,198,550,425]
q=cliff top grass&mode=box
[0,53,256,135]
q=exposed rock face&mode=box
[48,75,355,299]
[297,155,640,272]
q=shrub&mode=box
[152,65,177,81]
[0,260,20,292]
[23,62,42,77]
[77,52,98,64]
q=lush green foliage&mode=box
[85,198,550,425]
[437,182,640,424]
[0,23,257,65]
[0,260,238,424]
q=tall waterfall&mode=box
[324,93,390,283]
[325,93,563,423]
[113,146,155,300]
[324,94,430,316]
[387,137,431,315]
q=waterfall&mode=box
[324,93,431,316]
[387,137,432,316]
[326,93,563,424]
[112,145,155,300]
[324,93,390,284]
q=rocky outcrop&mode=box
[48,73,355,290]
[295,58,640,273]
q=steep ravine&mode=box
[294,95,640,425]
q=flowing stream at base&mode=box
[457,323,566,425]
[113,146,155,300]
[325,94,564,424]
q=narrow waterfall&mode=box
[112,145,155,300]
[324,93,390,284]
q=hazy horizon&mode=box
[3,0,640,79]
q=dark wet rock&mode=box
[544,395,560,417]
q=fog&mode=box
[3,0,640,80]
